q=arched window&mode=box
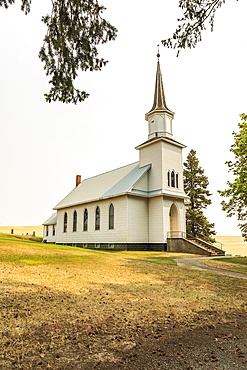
[83,209,88,231]
[63,212,67,233]
[171,171,175,187]
[73,210,77,232]
[176,173,179,188]
[109,203,114,230]
[167,171,170,187]
[95,206,100,230]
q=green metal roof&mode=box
[54,162,152,210]
[43,212,57,225]
[102,164,151,198]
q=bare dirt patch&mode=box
[0,238,247,369]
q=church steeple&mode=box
[145,50,174,139]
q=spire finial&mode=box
[157,44,160,60]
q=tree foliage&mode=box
[162,0,239,55]
[1,1,241,102]
[0,0,31,14]
[0,0,117,103]
[218,113,247,240]
[184,149,216,242]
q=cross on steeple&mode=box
[157,44,160,60]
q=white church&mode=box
[43,57,225,255]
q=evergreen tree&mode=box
[218,113,247,240]
[184,149,216,242]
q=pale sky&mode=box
[0,0,246,236]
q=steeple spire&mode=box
[145,50,174,140]
[150,52,170,112]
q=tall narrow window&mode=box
[64,212,67,233]
[52,224,55,236]
[109,203,114,230]
[73,210,77,232]
[171,171,175,187]
[176,173,179,188]
[167,171,170,187]
[83,209,88,231]
[95,206,100,230]
[46,226,48,236]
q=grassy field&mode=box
[205,257,247,274]
[1,226,246,255]
[1,226,247,256]
[0,234,247,369]
[0,225,43,237]
[216,235,247,256]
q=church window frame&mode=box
[109,203,114,230]
[73,210,77,232]
[83,208,88,232]
[167,171,170,187]
[46,226,48,237]
[63,212,68,233]
[171,170,175,187]
[52,224,55,236]
[95,206,100,231]
[176,173,179,188]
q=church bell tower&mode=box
[145,50,174,139]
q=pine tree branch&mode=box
[162,0,238,55]
[0,0,117,104]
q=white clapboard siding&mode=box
[127,196,149,242]
[132,172,148,192]
[55,196,128,244]
[138,140,163,191]
[163,142,184,191]
[43,225,56,243]
[148,196,165,243]
[138,139,186,195]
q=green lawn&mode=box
[212,257,247,273]
[0,233,247,369]
[215,257,247,265]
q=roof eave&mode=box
[53,192,130,210]
[136,136,186,150]
[145,108,174,121]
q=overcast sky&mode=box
[1,0,246,236]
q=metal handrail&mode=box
[167,231,186,239]
[167,230,224,250]
[187,231,224,250]
[213,240,224,251]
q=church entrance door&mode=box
[169,203,179,238]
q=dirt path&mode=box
[175,256,247,279]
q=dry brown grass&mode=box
[0,236,246,319]
[216,235,247,256]
[1,235,247,369]
[0,225,43,236]
[204,259,247,274]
